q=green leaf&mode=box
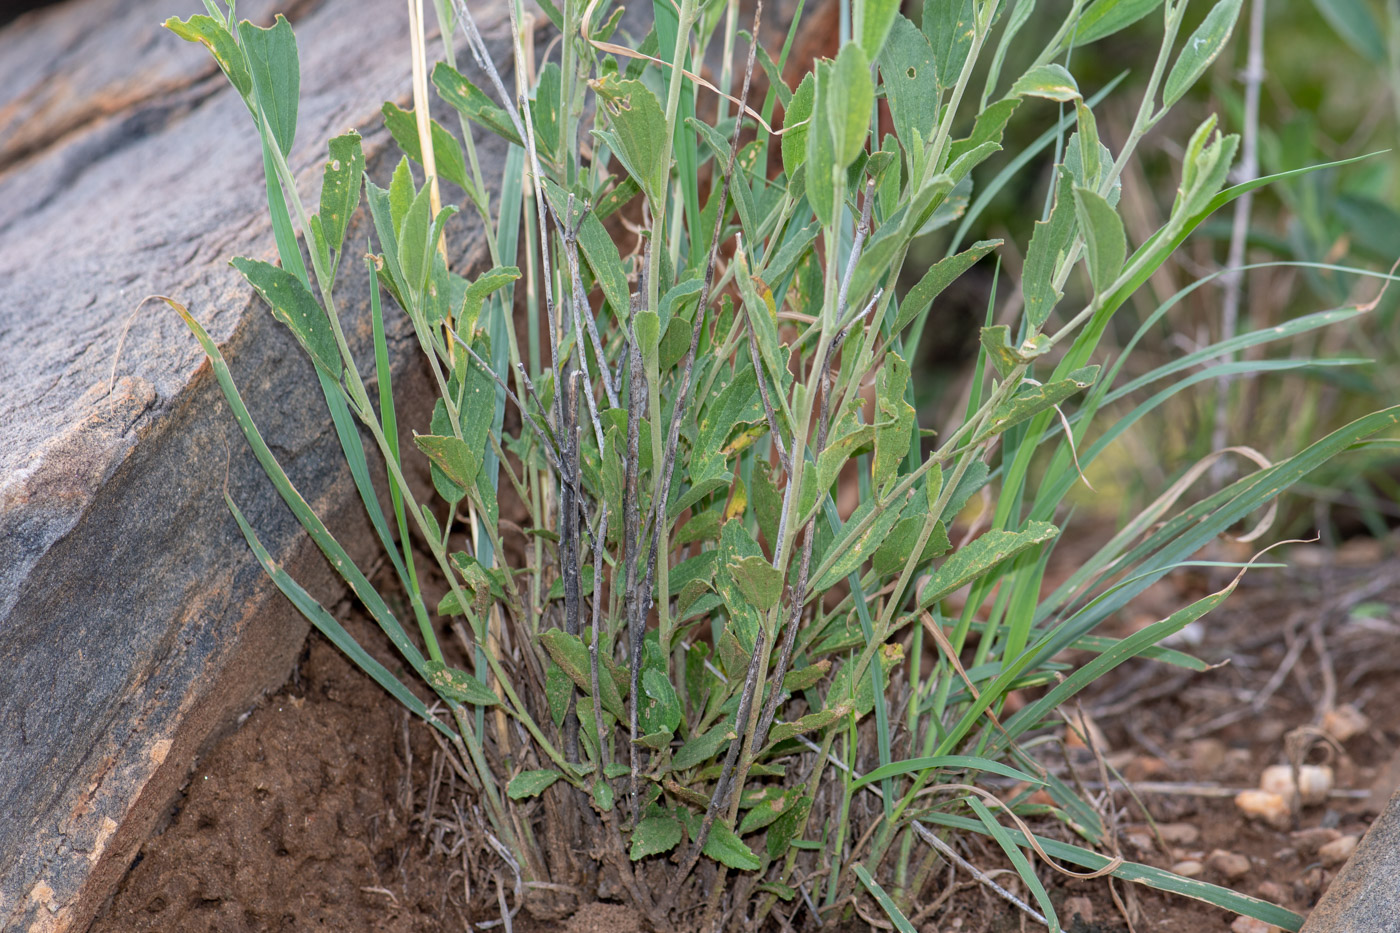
[974,366,1099,442]
[805,62,839,226]
[860,0,901,60]
[237,15,299,157]
[766,795,813,860]
[674,716,734,770]
[1021,166,1075,329]
[396,183,435,298]
[164,15,251,100]
[317,132,364,262]
[893,239,1001,335]
[424,659,500,706]
[872,516,950,575]
[380,102,469,190]
[782,72,816,178]
[593,780,615,812]
[1309,0,1386,62]
[639,667,682,735]
[918,522,1059,607]
[413,434,482,490]
[1162,0,1244,109]
[727,554,783,611]
[948,99,1020,165]
[592,75,668,202]
[459,266,521,336]
[968,798,1059,928]
[767,704,849,746]
[703,822,761,871]
[979,325,1051,379]
[630,814,684,859]
[507,769,562,799]
[828,42,874,169]
[873,351,915,495]
[1072,185,1126,294]
[923,0,976,91]
[578,211,630,318]
[738,788,799,834]
[1008,63,1080,102]
[231,257,341,378]
[432,62,523,146]
[538,630,626,720]
[851,754,1044,790]
[853,864,917,933]
[1072,0,1164,46]
[545,660,572,727]
[879,16,938,174]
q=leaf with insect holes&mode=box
[828,42,873,169]
[238,16,299,157]
[1009,63,1080,102]
[380,102,469,191]
[782,660,831,692]
[766,795,813,860]
[1162,0,1244,109]
[918,522,1059,608]
[738,787,801,834]
[979,325,1052,379]
[703,822,761,871]
[507,769,561,799]
[591,75,667,202]
[630,814,684,860]
[767,704,850,747]
[432,62,523,146]
[164,15,251,99]
[811,495,909,592]
[639,668,682,736]
[673,715,735,770]
[717,520,767,650]
[879,17,937,169]
[1073,186,1125,295]
[424,660,499,706]
[317,132,364,262]
[1073,0,1164,46]
[232,258,341,378]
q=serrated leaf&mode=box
[507,769,562,798]
[703,822,761,871]
[1162,0,1244,109]
[738,787,799,834]
[1009,63,1080,101]
[640,667,682,735]
[630,814,684,859]
[873,351,915,495]
[231,257,341,378]
[237,16,299,157]
[424,660,499,706]
[918,522,1059,607]
[1072,186,1125,295]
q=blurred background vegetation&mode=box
[897,0,1400,545]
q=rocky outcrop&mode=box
[0,0,507,929]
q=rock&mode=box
[1190,737,1227,775]
[0,0,512,930]
[1172,859,1204,877]
[1232,917,1281,933]
[1207,849,1252,879]
[1157,821,1201,845]
[1318,835,1360,868]
[1236,790,1292,829]
[1322,705,1370,743]
[1062,895,1093,924]
[1301,788,1400,932]
[1063,710,1108,752]
[1260,764,1333,807]
[1291,827,1341,856]
[1255,881,1290,905]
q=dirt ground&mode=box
[88,536,1400,933]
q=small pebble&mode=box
[1231,917,1281,933]
[1156,822,1201,845]
[1318,834,1359,867]
[1190,738,1227,775]
[1255,880,1289,904]
[1290,827,1340,855]
[1322,705,1370,743]
[1171,859,1204,877]
[1235,790,1291,829]
[1062,896,1093,924]
[1260,764,1333,807]
[1207,849,1251,879]
[1063,711,1107,752]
